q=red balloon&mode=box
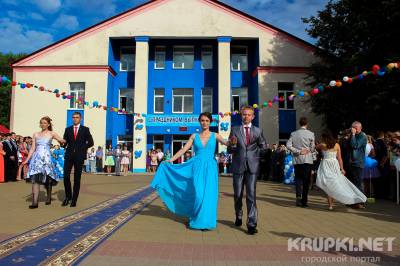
[347,78,353,83]
[56,93,60,97]
[312,88,319,94]
[268,101,273,107]
[372,64,380,72]
[103,106,107,110]
[279,96,285,102]
[26,83,32,88]
[39,86,45,91]
[11,81,17,86]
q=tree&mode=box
[0,53,26,128]
[302,0,400,134]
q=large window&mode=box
[231,88,248,111]
[173,88,194,113]
[201,87,213,113]
[154,88,164,113]
[278,82,294,110]
[154,46,166,69]
[231,46,248,71]
[69,82,85,109]
[173,46,194,69]
[201,46,213,69]
[120,47,135,71]
[119,88,134,113]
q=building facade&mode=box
[11,0,322,172]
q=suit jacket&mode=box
[286,127,315,165]
[63,125,94,162]
[227,125,267,174]
[2,140,17,161]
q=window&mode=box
[154,46,166,69]
[278,82,294,110]
[153,135,164,151]
[173,88,194,113]
[231,46,248,71]
[201,87,213,113]
[154,88,164,113]
[120,47,135,71]
[231,88,248,111]
[119,88,134,113]
[69,82,85,109]
[173,46,194,69]
[118,135,133,153]
[201,46,213,69]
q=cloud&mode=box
[31,13,46,21]
[64,0,117,16]
[0,18,54,53]
[220,0,328,43]
[34,0,62,13]
[52,14,79,30]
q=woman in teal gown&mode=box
[151,112,232,230]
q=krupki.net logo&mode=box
[288,237,396,252]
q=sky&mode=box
[1,0,329,54]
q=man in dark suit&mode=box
[62,112,94,207]
[2,133,18,182]
[228,106,267,235]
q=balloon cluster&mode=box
[2,62,398,119]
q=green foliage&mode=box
[303,0,400,133]
[0,52,26,128]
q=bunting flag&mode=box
[1,62,398,119]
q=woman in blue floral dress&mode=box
[22,117,65,209]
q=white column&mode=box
[133,36,149,172]
[217,37,232,152]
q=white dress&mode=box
[316,150,367,204]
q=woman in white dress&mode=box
[316,132,367,210]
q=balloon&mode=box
[103,106,107,110]
[253,104,258,109]
[0,76,3,84]
[347,78,353,84]
[268,101,272,107]
[273,96,279,103]
[20,83,26,88]
[285,165,290,170]
[279,96,285,102]
[53,89,59,93]
[56,93,60,97]
[358,74,364,80]
[312,88,319,94]
[378,70,385,76]
[318,85,324,92]
[336,81,342,87]
[343,76,349,82]
[298,91,305,97]
[263,101,268,107]
[395,158,400,171]
[288,95,295,101]
[372,64,380,72]
[329,80,336,87]
[362,71,368,76]
[11,81,17,86]
[394,63,398,68]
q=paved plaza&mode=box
[0,174,399,265]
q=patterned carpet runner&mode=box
[0,186,158,266]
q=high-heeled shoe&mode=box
[328,206,333,211]
[29,204,38,209]
[45,200,51,205]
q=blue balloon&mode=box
[317,85,324,92]
[20,83,26,89]
[358,74,364,80]
[299,91,305,97]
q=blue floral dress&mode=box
[26,137,60,186]
[51,148,65,179]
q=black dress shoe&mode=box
[61,199,71,206]
[247,227,258,235]
[301,204,309,208]
[29,204,38,209]
[235,218,242,227]
[70,201,77,207]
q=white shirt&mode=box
[365,143,373,156]
[242,122,252,137]
[73,124,81,132]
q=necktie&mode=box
[245,126,250,146]
[74,126,78,140]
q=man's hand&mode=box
[351,127,357,135]
[229,136,237,146]
[300,148,310,155]
[10,156,15,161]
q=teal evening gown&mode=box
[151,132,218,230]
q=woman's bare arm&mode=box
[335,143,345,174]
[23,134,37,163]
[168,134,195,162]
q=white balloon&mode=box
[329,80,336,87]
[395,158,400,171]
[343,76,349,82]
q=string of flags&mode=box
[1,62,398,118]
